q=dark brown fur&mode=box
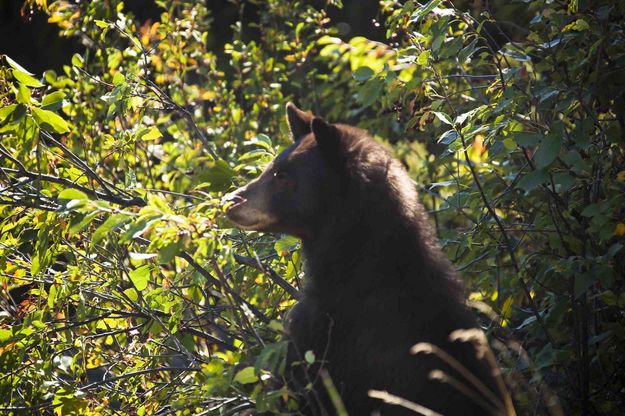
[226,104,512,415]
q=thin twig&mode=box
[233,253,300,299]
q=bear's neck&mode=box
[300,202,451,299]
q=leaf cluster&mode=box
[1,0,625,415]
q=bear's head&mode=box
[224,103,415,240]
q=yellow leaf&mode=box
[201,90,217,100]
[468,292,483,301]
[137,126,162,141]
[615,223,625,237]
[501,295,514,327]
[563,18,589,32]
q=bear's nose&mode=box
[221,192,247,211]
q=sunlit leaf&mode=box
[129,265,150,291]
[234,366,258,384]
[42,91,66,109]
[58,189,89,201]
[32,107,70,133]
[129,252,158,260]
[136,126,162,141]
[92,214,130,244]
[431,111,453,126]
[5,55,34,75]
[12,69,44,87]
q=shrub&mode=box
[1,0,623,414]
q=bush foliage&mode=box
[1,0,624,414]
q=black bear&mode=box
[225,103,514,416]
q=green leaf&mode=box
[0,104,26,131]
[17,82,31,104]
[275,235,300,257]
[69,211,99,235]
[410,0,443,23]
[113,73,126,86]
[5,56,34,75]
[245,134,273,151]
[42,91,66,110]
[534,135,561,168]
[255,341,288,378]
[581,203,602,217]
[535,345,557,369]
[518,169,548,191]
[0,328,13,342]
[268,320,284,332]
[458,38,478,64]
[136,126,162,141]
[438,130,459,145]
[58,189,89,201]
[304,350,315,364]
[53,387,88,415]
[443,191,469,209]
[149,195,171,214]
[416,50,430,66]
[353,66,374,82]
[120,215,161,243]
[357,78,384,107]
[455,107,480,126]
[71,53,84,68]
[502,138,516,150]
[94,19,110,28]
[48,284,58,309]
[295,21,304,38]
[158,241,182,264]
[31,107,70,133]
[431,111,453,126]
[0,104,17,123]
[129,265,150,291]
[553,172,575,192]
[194,160,237,192]
[12,69,44,87]
[234,366,259,384]
[538,87,559,103]
[124,288,138,302]
[92,214,130,244]
[439,37,464,59]
[513,132,542,147]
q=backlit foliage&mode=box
[1,0,624,414]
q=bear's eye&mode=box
[273,170,288,181]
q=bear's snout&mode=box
[222,190,249,223]
[222,185,276,231]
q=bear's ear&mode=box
[311,117,342,155]
[311,117,339,147]
[286,102,312,142]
